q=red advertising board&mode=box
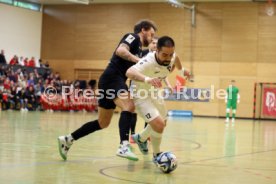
[262,87,276,117]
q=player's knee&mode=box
[155,122,165,133]
[98,119,110,129]
[123,102,135,112]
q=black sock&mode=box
[144,122,148,128]
[130,113,137,135]
[71,120,101,140]
[119,111,132,144]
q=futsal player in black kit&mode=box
[57,19,157,161]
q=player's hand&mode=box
[183,70,190,79]
[145,77,162,88]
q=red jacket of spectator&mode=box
[28,58,35,67]
[24,58,28,66]
[9,57,17,65]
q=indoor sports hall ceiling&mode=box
[25,0,257,5]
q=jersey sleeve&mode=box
[121,33,140,51]
[132,54,153,74]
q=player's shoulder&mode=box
[122,33,140,43]
[137,53,155,66]
[143,52,156,62]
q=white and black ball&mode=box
[156,152,177,173]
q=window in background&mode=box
[0,0,41,11]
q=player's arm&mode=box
[237,93,240,103]
[174,55,190,79]
[164,77,173,93]
[116,43,140,63]
[225,88,229,103]
[126,61,162,88]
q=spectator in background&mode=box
[0,65,5,76]
[1,89,10,110]
[9,55,18,65]
[18,75,27,89]
[16,87,27,111]
[23,57,28,66]
[24,85,37,110]
[0,76,4,90]
[3,78,11,90]
[44,61,49,68]
[27,73,35,87]
[28,57,35,67]
[18,56,24,66]
[38,59,43,68]
[9,86,17,109]
[0,49,7,64]
[54,72,61,81]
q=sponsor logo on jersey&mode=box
[125,34,135,44]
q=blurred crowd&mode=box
[0,49,97,112]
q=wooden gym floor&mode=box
[0,111,275,184]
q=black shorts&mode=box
[98,64,128,109]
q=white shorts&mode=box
[134,97,167,122]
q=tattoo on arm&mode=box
[117,43,139,63]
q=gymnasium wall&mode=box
[41,2,276,118]
[0,3,42,61]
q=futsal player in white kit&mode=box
[126,36,180,163]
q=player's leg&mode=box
[149,99,167,161]
[128,80,137,143]
[148,116,166,164]
[57,106,114,161]
[231,102,237,123]
[131,99,157,154]
[225,100,231,123]
[114,93,138,161]
[132,98,167,155]
[129,112,137,143]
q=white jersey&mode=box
[129,51,175,121]
[130,52,174,94]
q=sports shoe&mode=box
[116,141,138,161]
[129,135,135,144]
[131,134,148,154]
[152,152,163,166]
[57,136,73,161]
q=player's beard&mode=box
[143,35,150,47]
[162,60,171,66]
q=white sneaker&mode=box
[231,118,235,123]
[116,141,138,161]
[57,136,73,161]
[225,118,229,123]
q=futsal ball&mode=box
[156,151,177,173]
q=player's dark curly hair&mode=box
[134,19,157,34]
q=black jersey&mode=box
[109,33,143,77]
[141,49,150,57]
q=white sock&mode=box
[139,124,152,142]
[67,134,74,144]
[151,130,162,156]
